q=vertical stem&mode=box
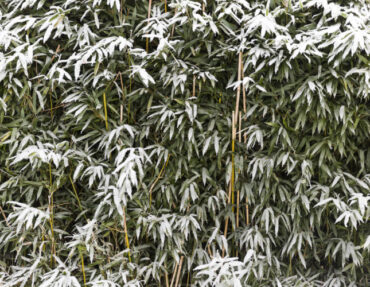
[235,51,242,118]
[164,264,170,287]
[171,8,177,37]
[126,52,132,121]
[170,262,179,287]
[103,92,109,130]
[222,176,233,257]
[238,112,242,143]
[174,256,184,287]
[49,90,53,118]
[236,191,240,230]
[69,176,82,211]
[146,0,152,53]
[120,0,123,21]
[149,155,170,208]
[79,248,87,287]
[236,112,241,234]
[69,175,87,221]
[119,72,125,124]
[192,75,196,98]
[164,0,167,13]
[223,52,243,259]
[231,111,236,213]
[246,196,249,225]
[48,162,55,266]
[242,55,246,114]
[122,205,131,262]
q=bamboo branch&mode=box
[149,155,170,208]
[0,206,10,227]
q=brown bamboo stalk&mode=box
[231,111,236,212]
[120,105,123,123]
[222,112,236,257]
[241,54,249,222]
[146,0,152,53]
[171,8,177,37]
[170,262,179,287]
[237,112,242,225]
[235,51,242,118]
[119,72,125,124]
[207,244,213,258]
[242,56,246,114]
[120,0,124,21]
[174,256,184,287]
[165,267,170,287]
[238,111,242,143]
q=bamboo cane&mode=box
[146,0,152,52]
[174,256,184,287]
[170,262,179,287]
[122,205,131,262]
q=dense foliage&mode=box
[0,0,369,286]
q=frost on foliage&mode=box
[38,257,81,287]
[72,36,133,80]
[194,255,247,287]
[12,142,69,168]
[0,0,369,286]
[7,202,49,234]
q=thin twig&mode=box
[149,155,170,207]
[0,206,10,227]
